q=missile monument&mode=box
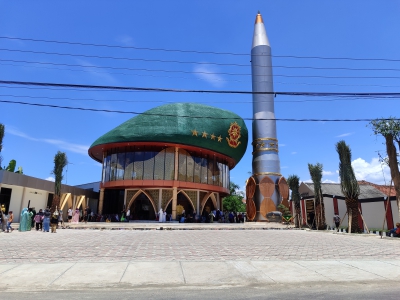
[246,12,289,222]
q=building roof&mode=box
[302,182,387,200]
[0,170,99,198]
[89,103,248,165]
[358,180,396,197]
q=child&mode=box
[6,211,13,233]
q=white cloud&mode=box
[291,152,297,155]
[351,157,391,185]
[76,59,118,84]
[281,166,289,169]
[322,179,338,183]
[279,144,286,147]
[45,176,55,182]
[7,127,89,155]
[116,35,134,46]
[322,170,334,176]
[193,64,225,87]
[336,132,354,138]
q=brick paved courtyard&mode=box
[1,229,399,264]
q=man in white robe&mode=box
[158,209,164,222]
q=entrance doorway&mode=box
[166,192,194,216]
[202,197,216,217]
[130,193,156,220]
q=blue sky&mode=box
[0,1,399,188]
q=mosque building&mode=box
[88,103,248,220]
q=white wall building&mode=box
[0,170,99,222]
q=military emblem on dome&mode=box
[226,122,241,148]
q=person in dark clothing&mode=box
[31,207,36,228]
[309,212,316,229]
[50,212,58,233]
[34,209,44,231]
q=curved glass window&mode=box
[102,146,230,189]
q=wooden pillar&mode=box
[174,147,179,181]
[98,188,105,215]
[158,188,162,210]
[172,187,177,220]
[196,190,200,214]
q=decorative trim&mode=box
[252,148,278,154]
[253,172,282,177]
[252,137,278,145]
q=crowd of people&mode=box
[155,208,246,223]
[0,205,248,231]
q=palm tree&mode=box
[308,163,326,229]
[287,174,301,228]
[0,123,4,169]
[336,140,361,233]
[50,151,68,213]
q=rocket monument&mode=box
[247,12,289,222]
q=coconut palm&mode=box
[50,151,68,213]
[287,174,301,228]
[336,140,361,233]
[308,163,326,229]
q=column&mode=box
[172,187,177,220]
[98,188,105,215]
[123,189,127,209]
[174,147,179,181]
[158,188,162,210]
[196,190,200,214]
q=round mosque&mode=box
[89,103,248,221]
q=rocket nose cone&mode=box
[252,13,270,48]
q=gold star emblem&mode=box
[217,135,223,142]
[191,129,198,136]
[210,133,216,140]
[202,131,208,138]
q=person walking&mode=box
[19,208,29,232]
[126,209,130,222]
[34,209,44,231]
[58,209,64,228]
[43,207,51,232]
[50,211,58,233]
[67,207,73,223]
[333,213,341,231]
[6,211,14,233]
[0,205,7,232]
[31,207,36,229]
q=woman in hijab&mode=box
[72,208,80,223]
[26,208,33,231]
[19,208,29,232]
[43,207,51,232]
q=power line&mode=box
[1,48,400,72]
[1,36,400,62]
[4,61,400,87]
[0,98,398,121]
[2,59,400,79]
[1,79,400,97]
[1,93,399,104]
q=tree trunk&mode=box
[295,204,301,228]
[51,195,60,214]
[386,135,400,220]
[345,198,360,233]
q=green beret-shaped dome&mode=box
[90,103,248,164]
